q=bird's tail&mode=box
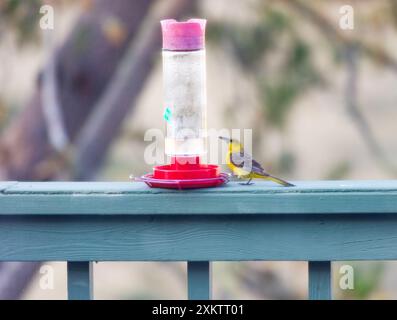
[267,175,295,187]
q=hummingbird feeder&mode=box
[138,19,229,189]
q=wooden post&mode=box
[67,262,93,300]
[188,261,211,300]
[309,261,332,300]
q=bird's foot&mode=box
[239,181,254,186]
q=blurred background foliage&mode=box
[208,7,324,130]
[1,0,397,300]
[0,0,42,43]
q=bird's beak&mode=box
[218,136,230,141]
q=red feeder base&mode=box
[137,156,229,189]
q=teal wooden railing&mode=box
[1,180,397,300]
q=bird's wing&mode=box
[251,158,270,177]
[230,151,269,177]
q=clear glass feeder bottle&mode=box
[138,18,229,189]
[162,19,207,159]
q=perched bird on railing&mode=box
[219,136,295,186]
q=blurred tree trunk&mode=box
[0,0,153,180]
[0,0,194,299]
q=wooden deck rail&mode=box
[1,180,397,300]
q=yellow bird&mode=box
[219,136,294,187]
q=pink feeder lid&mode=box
[161,18,206,51]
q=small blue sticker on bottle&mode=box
[163,107,172,122]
